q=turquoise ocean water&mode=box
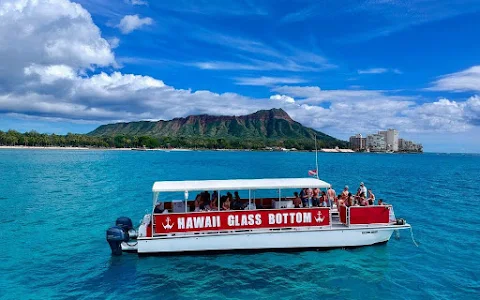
[0,150,479,299]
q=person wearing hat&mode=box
[359,182,367,197]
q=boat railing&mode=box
[339,205,393,226]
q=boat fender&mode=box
[395,218,406,225]
[142,214,151,225]
[106,226,125,256]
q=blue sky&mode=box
[0,0,480,152]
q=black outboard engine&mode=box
[106,226,125,256]
[106,217,133,256]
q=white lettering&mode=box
[303,212,312,223]
[193,217,205,228]
[296,212,302,223]
[216,216,221,227]
[205,216,212,228]
[186,217,193,229]
[241,215,248,226]
[282,213,289,223]
[228,215,235,226]
[276,213,282,224]
[269,214,275,224]
[178,217,185,229]
[289,213,296,223]
[255,214,262,225]
[248,214,255,225]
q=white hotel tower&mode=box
[379,129,399,151]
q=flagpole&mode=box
[314,133,319,179]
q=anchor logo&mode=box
[315,211,325,223]
[162,217,175,230]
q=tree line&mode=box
[0,130,347,150]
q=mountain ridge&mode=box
[90,108,339,140]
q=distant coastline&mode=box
[0,145,422,154]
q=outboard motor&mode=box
[106,226,125,256]
[106,217,134,256]
[116,216,137,240]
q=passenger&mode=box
[357,192,368,206]
[327,186,336,207]
[319,191,328,207]
[300,188,309,208]
[222,197,231,210]
[347,192,356,206]
[154,203,164,213]
[194,193,202,212]
[210,192,219,210]
[337,194,345,207]
[312,188,320,207]
[367,189,375,205]
[342,186,349,199]
[378,199,385,205]
[202,191,211,210]
[293,192,302,208]
[231,191,243,210]
[359,182,367,196]
[307,188,313,207]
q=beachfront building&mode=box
[366,134,386,152]
[349,134,366,151]
[379,129,399,151]
[399,138,423,152]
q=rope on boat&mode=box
[410,226,419,247]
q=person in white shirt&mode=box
[359,182,367,197]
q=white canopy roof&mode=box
[152,177,331,192]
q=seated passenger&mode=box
[210,192,219,210]
[367,189,375,205]
[201,191,211,210]
[231,191,243,210]
[154,203,163,213]
[357,192,368,206]
[222,197,231,210]
[319,191,328,207]
[293,192,302,208]
[378,199,386,205]
[194,193,202,212]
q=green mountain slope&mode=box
[88,108,347,149]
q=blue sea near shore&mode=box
[0,149,479,299]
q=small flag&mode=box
[308,169,317,176]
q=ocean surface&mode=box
[0,150,479,299]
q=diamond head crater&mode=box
[0,109,347,150]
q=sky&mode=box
[0,0,480,153]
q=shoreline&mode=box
[0,145,426,153]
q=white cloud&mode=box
[0,0,115,93]
[108,37,120,49]
[125,0,148,5]
[428,66,480,92]
[24,64,76,84]
[235,76,307,86]
[118,15,153,34]
[270,95,295,104]
[357,68,402,75]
